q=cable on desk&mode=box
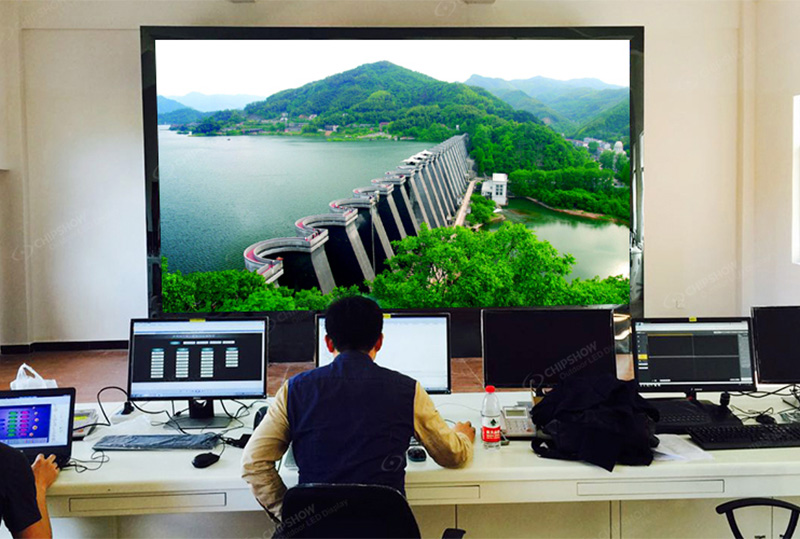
[730,405,774,420]
[73,385,132,432]
[731,384,798,399]
[65,451,110,473]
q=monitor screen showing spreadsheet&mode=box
[633,318,755,392]
[316,313,451,394]
[128,319,267,400]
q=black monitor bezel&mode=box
[127,317,269,401]
[481,306,617,390]
[0,387,76,460]
[631,316,757,393]
[140,26,645,358]
[751,305,800,384]
[315,311,452,394]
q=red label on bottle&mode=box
[482,425,501,443]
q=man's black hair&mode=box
[325,296,383,353]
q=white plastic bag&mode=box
[10,363,57,390]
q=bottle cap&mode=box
[485,385,495,393]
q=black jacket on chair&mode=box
[530,374,659,471]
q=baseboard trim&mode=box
[1,340,128,355]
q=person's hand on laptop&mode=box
[32,454,60,490]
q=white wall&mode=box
[1,2,34,346]
[750,0,800,307]
[0,0,755,344]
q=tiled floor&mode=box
[0,351,486,402]
[0,351,631,403]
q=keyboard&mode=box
[650,399,741,434]
[92,434,218,451]
[650,400,714,434]
[687,424,800,450]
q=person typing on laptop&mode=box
[0,444,59,539]
[241,296,475,520]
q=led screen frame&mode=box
[141,26,644,359]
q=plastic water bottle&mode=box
[481,385,502,450]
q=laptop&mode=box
[0,387,76,468]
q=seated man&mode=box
[242,296,475,520]
[0,445,60,539]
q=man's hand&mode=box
[454,421,476,443]
[31,454,59,492]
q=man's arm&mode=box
[16,454,59,539]
[413,383,475,468]
[241,381,291,519]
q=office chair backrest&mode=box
[280,483,421,539]
[716,498,800,539]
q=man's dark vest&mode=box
[287,351,416,494]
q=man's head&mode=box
[324,296,384,357]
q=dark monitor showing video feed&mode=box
[752,306,800,384]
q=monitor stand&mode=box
[164,399,231,431]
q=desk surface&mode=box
[47,390,800,517]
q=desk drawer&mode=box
[407,486,480,501]
[577,480,724,497]
[69,493,227,513]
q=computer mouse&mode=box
[756,413,776,425]
[407,447,427,462]
[192,452,221,469]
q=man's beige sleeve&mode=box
[413,382,473,468]
[241,381,291,518]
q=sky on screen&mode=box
[157,39,630,98]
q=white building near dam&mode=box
[481,173,508,206]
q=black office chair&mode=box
[278,483,466,539]
[716,498,800,539]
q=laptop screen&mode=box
[0,389,74,452]
[316,313,451,394]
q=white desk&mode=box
[37,392,800,538]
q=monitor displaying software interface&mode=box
[633,319,755,391]
[128,319,267,400]
[316,314,450,393]
[0,392,72,451]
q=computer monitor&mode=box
[0,388,75,466]
[482,308,617,390]
[128,318,267,429]
[316,313,451,394]
[752,306,800,384]
[632,318,756,393]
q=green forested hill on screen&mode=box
[240,62,589,171]
[464,74,629,141]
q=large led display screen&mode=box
[142,27,644,317]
